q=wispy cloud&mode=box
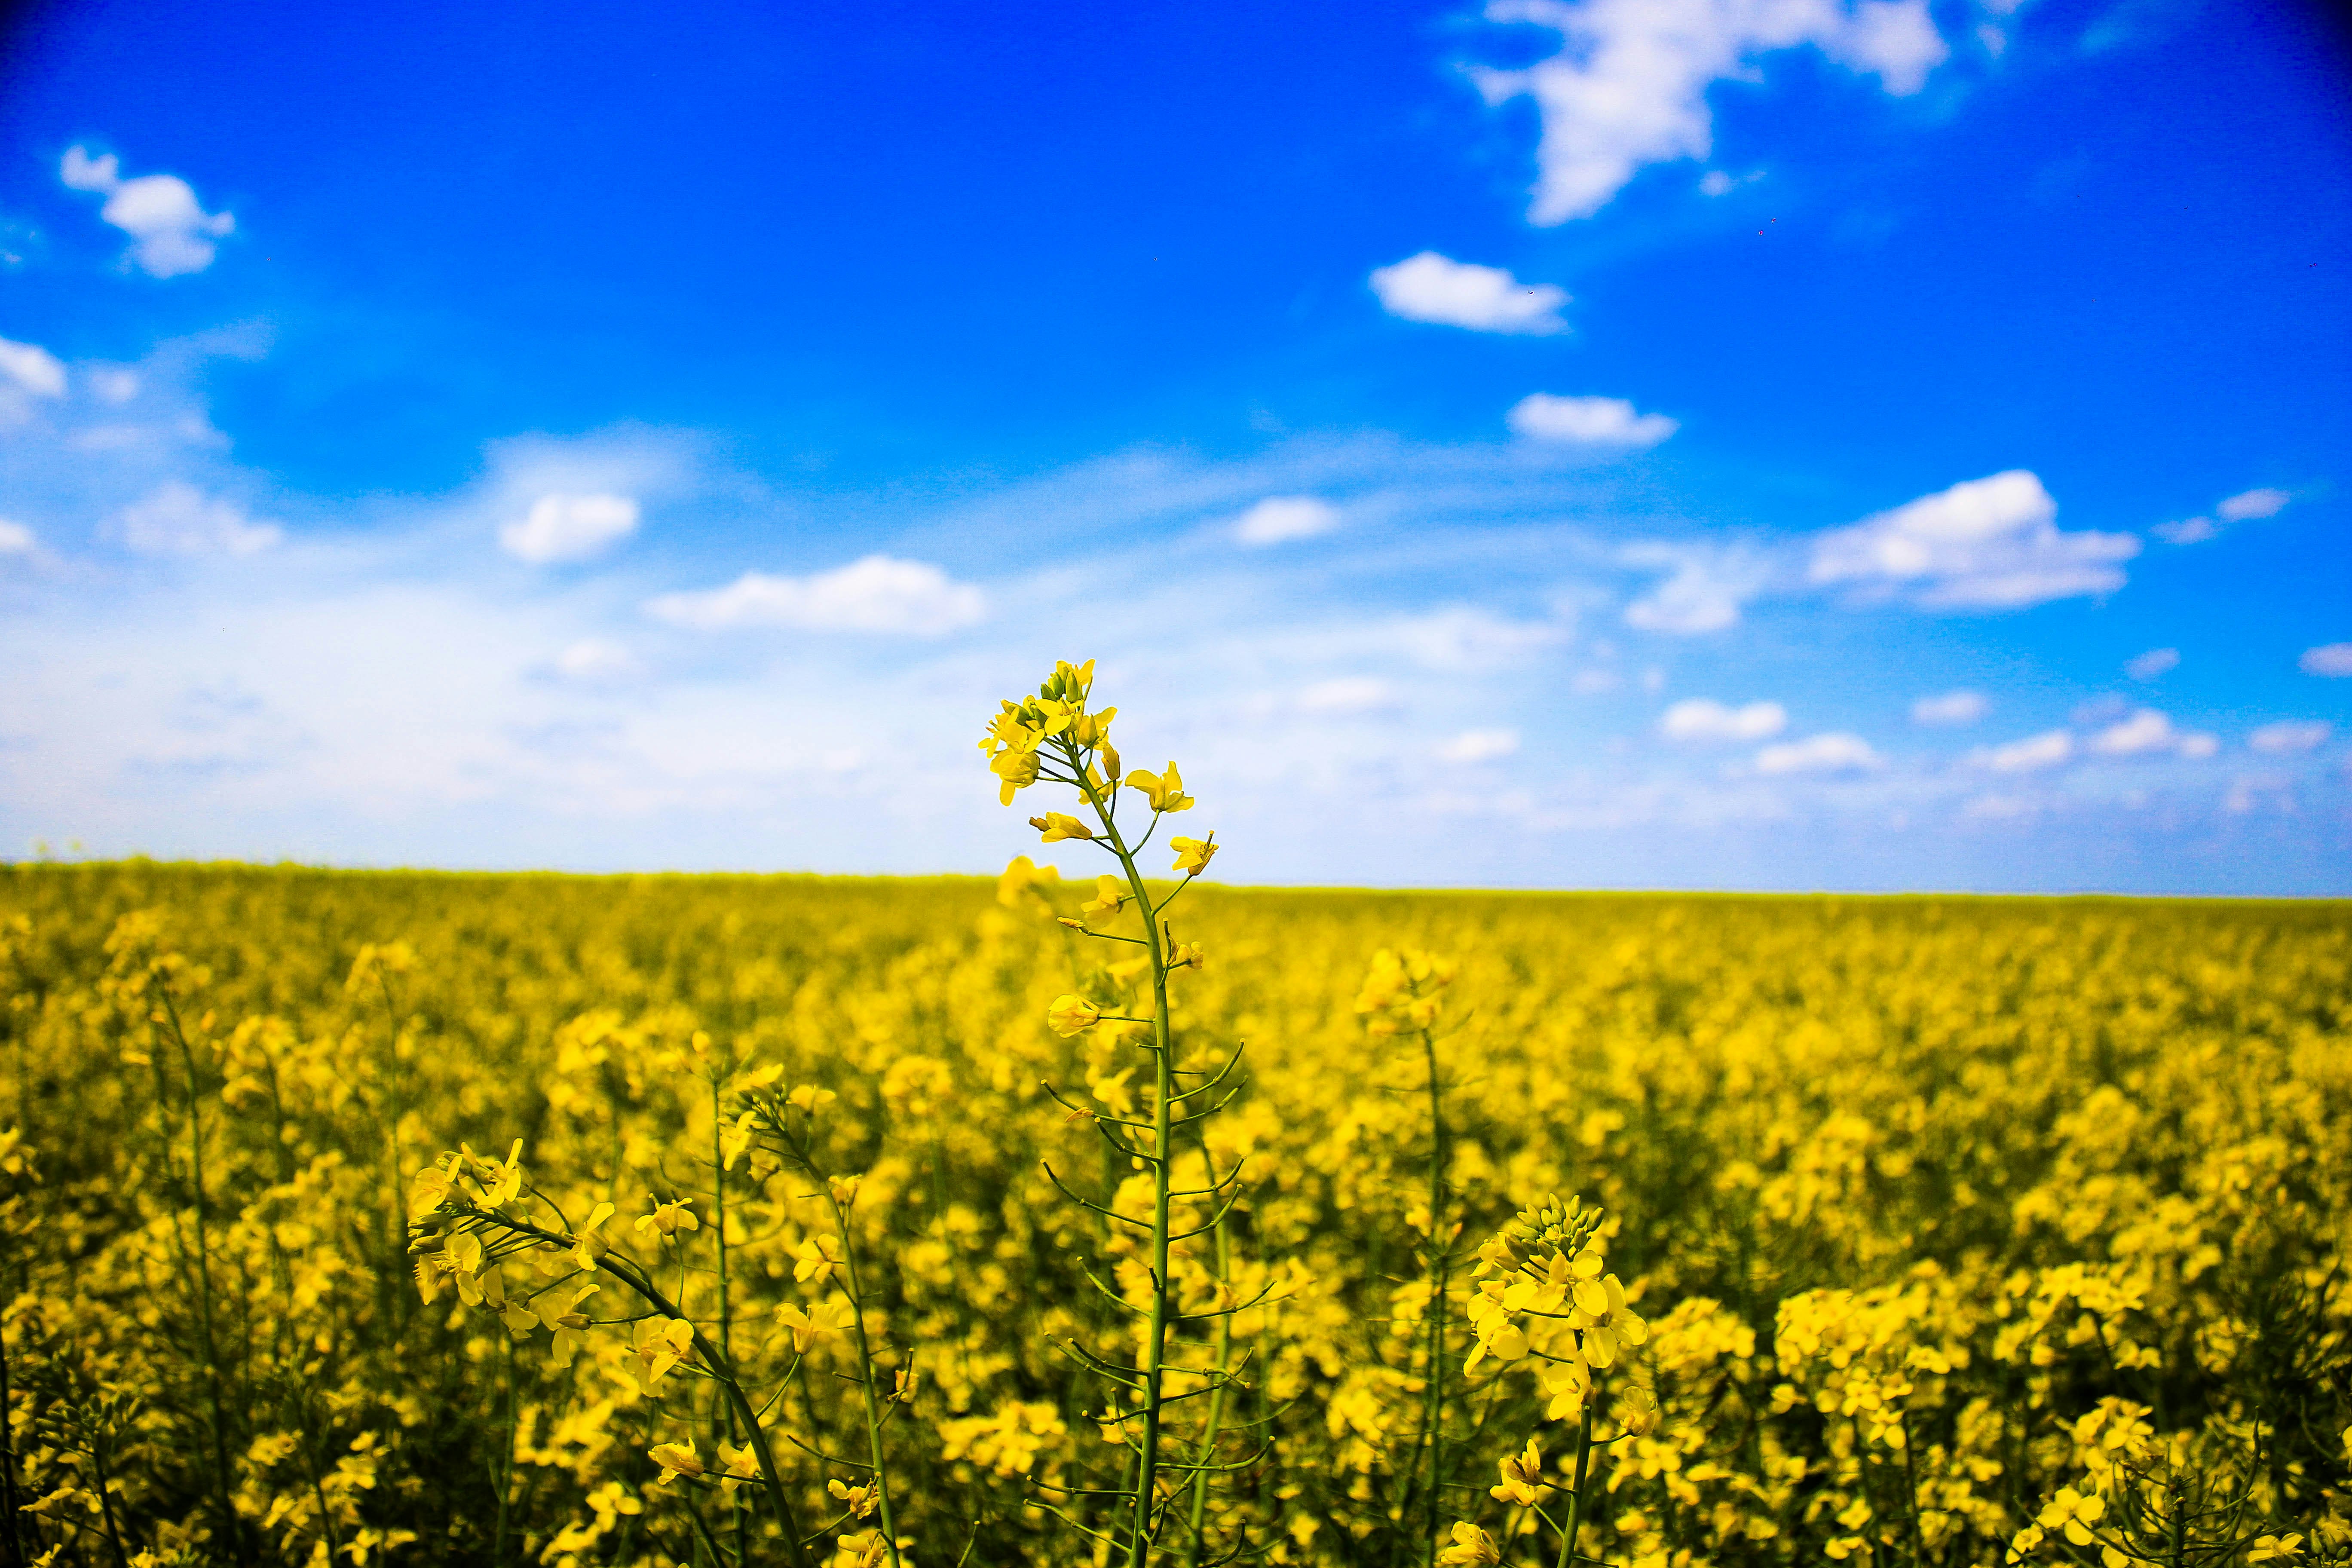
[1507,394,1677,447]
[500,493,641,564]
[1233,496,1340,545]
[61,146,235,278]
[1661,698,1785,742]
[646,555,986,634]
[1369,252,1568,334]
[1912,690,1988,726]
[1810,471,2139,608]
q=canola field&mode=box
[3,861,2345,1568]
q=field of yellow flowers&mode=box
[2,670,2347,1568]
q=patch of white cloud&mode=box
[1809,470,2139,608]
[1969,729,2073,772]
[109,482,281,556]
[553,639,640,683]
[1661,698,1786,742]
[1369,252,1568,334]
[1622,543,1770,634]
[2301,644,2352,678]
[1298,676,1398,715]
[1507,393,1678,447]
[2124,647,2178,680]
[0,337,67,398]
[61,146,236,278]
[499,493,641,564]
[2152,516,2215,545]
[89,368,140,405]
[0,519,35,555]
[1473,0,1948,224]
[2249,720,2331,755]
[1755,731,1883,775]
[1911,690,1988,726]
[646,554,985,635]
[1234,496,1341,546]
[1438,727,1521,763]
[2217,487,2289,522]
[2085,709,2215,760]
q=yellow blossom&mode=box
[1124,763,1194,812]
[1029,812,1095,842]
[1435,1521,1501,1568]
[1080,874,1127,921]
[1491,1437,1553,1507]
[1047,994,1104,1036]
[1170,836,1218,875]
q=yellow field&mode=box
[1,861,2345,1567]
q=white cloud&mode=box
[2250,720,2331,755]
[0,337,67,398]
[1369,252,1568,334]
[553,639,639,682]
[646,554,985,635]
[1473,0,1947,224]
[2087,709,2214,760]
[61,146,235,278]
[2152,516,2215,545]
[1234,495,1340,546]
[1298,676,1397,715]
[1396,606,1570,671]
[2124,647,2178,680]
[1969,729,2073,772]
[499,493,641,564]
[1911,690,1988,726]
[1507,393,1678,447]
[0,519,34,554]
[110,482,281,555]
[1622,544,1769,634]
[89,368,140,405]
[1438,727,1521,763]
[2217,487,2288,522]
[1661,698,1785,742]
[1755,731,1883,775]
[2301,644,2352,678]
[1809,470,2139,608]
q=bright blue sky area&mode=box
[0,0,2346,891]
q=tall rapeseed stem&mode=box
[981,659,1238,1568]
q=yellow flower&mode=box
[649,1440,704,1485]
[1491,1437,1553,1507]
[829,1477,881,1519]
[830,1173,862,1208]
[2036,1488,2107,1546]
[637,1197,700,1240]
[1612,1384,1661,1436]
[1435,1521,1501,1568]
[997,855,1059,907]
[715,1440,761,1496]
[1538,1355,1592,1423]
[622,1316,698,1393]
[832,1530,890,1568]
[789,1084,839,1115]
[1125,763,1194,813]
[1080,874,1127,921]
[1029,812,1095,842]
[1571,1272,1648,1367]
[1168,940,1206,971]
[568,1201,616,1270]
[1170,836,1218,875]
[794,1232,845,1286]
[1047,995,1103,1036]
[778,1297,858,1352]
[2248,1536,2304,1565]
[990,746,1041,805]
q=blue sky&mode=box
[1,0,2347,891]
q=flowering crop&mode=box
[1,666,2347,1566]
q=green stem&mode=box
[1554,1415,1593,1568]
[832,1191,903,1568]
[158,992,241,1561]
[1075,752,1177,1568]
[1422,1026,1447,1568]
[1179,1215,1234,1568]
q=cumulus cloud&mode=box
[1911,690,1988,726]
[1969,730,2073,772]
[2125,647,2178,680]
[1622,544,1770,634]
[1755,731,1883,775]
[1661,698,1785,742]
[2301,644,2352,678]
[646,554,984,634]
[1234,496,1340,546]
[2086,709,2216,760]
[2217,487,2289,522]
[1438,728,1521,763]
[1507,393,1678,447]
[109,482,281,556]
[0,519,34,554]
[2152,516,2215,545]
[553,639,639,682]
[61,146,235,278]
[1298,677,1398,715]
[2249,720,2331,755]
[1369,252,1568,334]
[0,337,67,398]
[1809,470,2139,608]
[499,493,641,564]
[1473,0,1947,224]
